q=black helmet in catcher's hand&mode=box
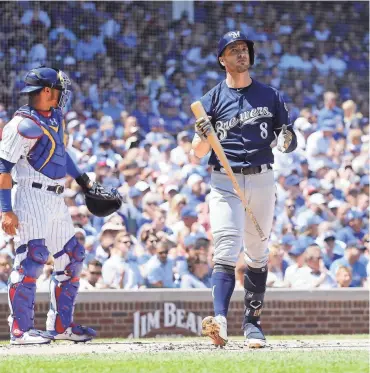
[20,66,72,109]
[217,31,255,70]
[84,184,123,218]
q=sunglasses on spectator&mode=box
[89,271,102,276]
[286,205,295,209]
[308,256,322,261]
[158,251,168,255]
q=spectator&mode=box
[284,245,306,287]
[335,266,352,288]
[95,223,126,264]
[317,91,344,128]
[144,241,174,288]
[180,253,211,288]
[330,241,367,287]
[80,259,106,290]
[291,245,337,289]
[0,253,12,291]
[102,232,143,289]
[266,244,289,288]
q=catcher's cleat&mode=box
[244,322,266,348]
[202,315,228,346]
[43,324,96,343]
[10,329,51,345]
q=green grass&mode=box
[0,350,369,373]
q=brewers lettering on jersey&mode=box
[0,67,98,345]
[192,31,297,348]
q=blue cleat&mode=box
[244,322,266,348]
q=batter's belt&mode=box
[213,164,272,175]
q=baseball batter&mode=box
[0,67,121,344]
[192,31,297,348]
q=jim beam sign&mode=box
[131,302,203,338]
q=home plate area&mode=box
[0,338,368,356]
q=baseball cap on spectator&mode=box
[187,174,203,188]
[310,159,331,172]
[345,209,363,223]
[288,244,306,257]
[294,117,311,132]
[85,118,99,130]
[309,193,326,205]
[149,116,165,128]
[142,192,161,206]
[74,228,86,238]
[129,187,142,199]
[320,179,334,191]
[184,235,197,248]
[135,181,150,193]
[65,111,78,123]
[101,222,125,233]
[328,199,342,209]
[67,119,80,131]
[285,175,300,187]
[300,158,308,165]
[181,206,198,219]
[279,233,296,246]
[157,175,170,186]
[140,140,151,149]
[177,131,190,142]
[321,230,336,241]
[165,185,179,194]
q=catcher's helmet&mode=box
[20,67,71,109]
[85,187,123,218]
[217,31,254,70]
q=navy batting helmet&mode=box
[20,67,71,109]
[217,31,255,70]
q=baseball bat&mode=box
[191,101,267,241]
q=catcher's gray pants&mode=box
[209,169,276,269]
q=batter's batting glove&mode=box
[195,116,213,141]
[277,125,293,153]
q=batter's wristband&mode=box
[0,189,12,212]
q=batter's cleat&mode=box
[202,315,228,346]
[10,329,51,345]
[43,324,96,343]
[244,322,266,349]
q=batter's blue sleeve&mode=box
[273,90,291,135]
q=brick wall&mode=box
[0,289,368,339]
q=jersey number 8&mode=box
[260,122,268,139]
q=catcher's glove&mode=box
[76,173,122,217]
[277,124,294,153]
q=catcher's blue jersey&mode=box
[200,79,291,168]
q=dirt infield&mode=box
[0,339,368,356]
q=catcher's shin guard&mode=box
[47,236,84,333]
[8,240,48,336]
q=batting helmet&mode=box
[20,66,71,109]
[217,31,255,70]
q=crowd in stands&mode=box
[0,2,368,291]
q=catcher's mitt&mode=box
[76,173,122,217]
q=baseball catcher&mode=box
[0,66,121,344]
[192,31,297,348]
